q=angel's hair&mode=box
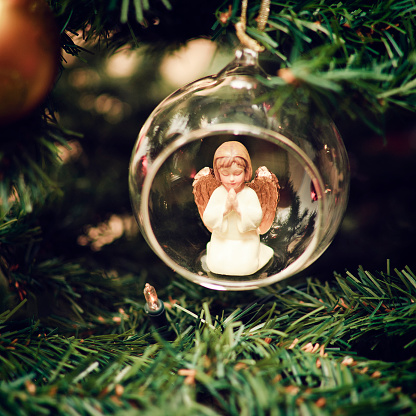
[213,141,252,182]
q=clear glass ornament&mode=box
[129,48,349,291]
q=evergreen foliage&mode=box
[1,266,416,414]
[1,0,416,414]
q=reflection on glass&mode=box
[129,48,349,290]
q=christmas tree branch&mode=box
[1,1,416,413]
[1,265,416,414]
[49,0,416,131]
[0,113,79,219]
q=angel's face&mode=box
[219,163,245,193]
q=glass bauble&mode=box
[129,48,349,290]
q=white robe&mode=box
[203,186,273,276]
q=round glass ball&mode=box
[129,48,349,290]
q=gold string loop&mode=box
[235,0,270,52]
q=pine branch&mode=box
[1,1,416,413]
[245,1,416,129]
[3,257,147,334]
[2,268,416,415]
[0,112,78,219]
[251,266,416,355]
[50,0,416,129]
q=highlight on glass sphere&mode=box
[129,48,349,291]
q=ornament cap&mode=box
[234,48,258,66]
[217,47,268,80]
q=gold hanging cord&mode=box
[235,0,270,52]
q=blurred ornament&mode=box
[0,0,60,123]
[129,48,350,290]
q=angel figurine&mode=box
[193,141,280,276]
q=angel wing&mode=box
[192,167,221,219]
[247,166,280,234]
